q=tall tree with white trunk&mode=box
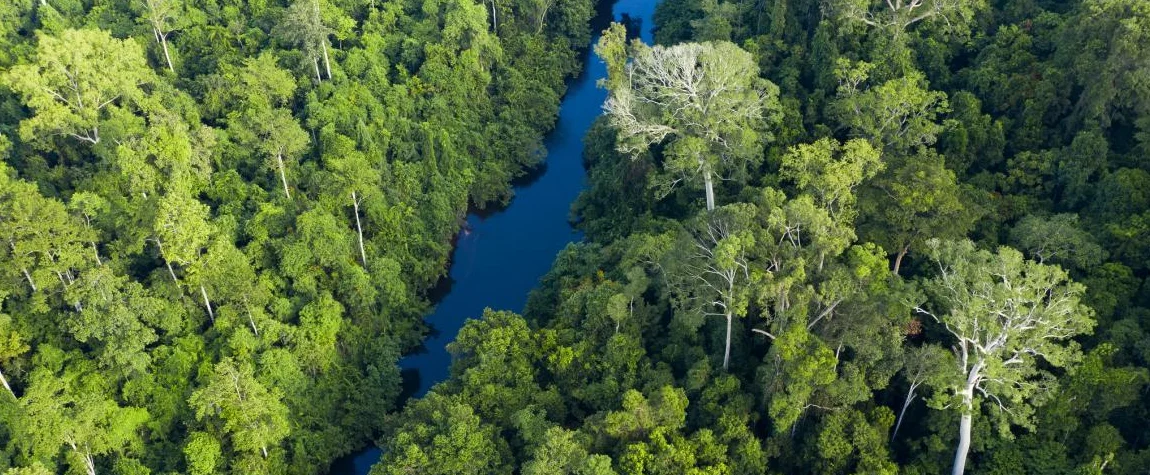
[230,106,309,200]
[665,204,758,370]
[137,0,184,72]
[914,239,1095,475]
[189,359,290,460]
[281,0,335,81]
[599,28,781,211]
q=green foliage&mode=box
[858,148,981,274]
[824,0,988,40]
[1009,213,1106,270]
[917,239,1095,470]
[3,0,1149,474]
[0,0,596,469]
[373,393,511,475]
[2,29,155,148]
[780,137,882,224]
[831,64,950,155]
[810,408,898,474]
[189,358,290,459]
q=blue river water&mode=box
[329,0,656,472]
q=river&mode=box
[329,0,656,472]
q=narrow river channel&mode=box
[330,0,656,472]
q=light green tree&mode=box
[0,164,92,300]
[2,29,153,147]
[2,462,53,475]
[65,266,163,376]
[522,427,617,475]
[229,106,309,200]
[14,348,149,475]
[373,393,510,475]
[858,149,980,274]
[189,358,290,459]
[188,236,266,331]
[780,138,883,225]
[182,432,222,475]
[831,62,949,156]
[0,309,28,398]
[890,345,950,442]
[152,191,212,283]
[915,239,1096,475]
[780,138,884,270]
[1009,214,1106,271]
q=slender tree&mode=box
[890,345,948,442]
[281,0,334,81]
[0,310,27,398]
[230,106,309,199]
[137,0,183,72]
[15,351,149,475]
[666,204,758,369]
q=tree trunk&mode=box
[723,311,732,370]
[490,0,497,33]
[0,367,14,398]
[893,245,909,275]
[159,31,174,72]
[952,387,974,475]
[535,0,552,34]
[84,452,96,475]
[243,296,260,336]
[155,239,178,283]
[261,445,268,459]
[276,151,292,199]
[21,268,36,292]
[703,170,716,211]
[248,309,259,336]
[200,285,215,322]
[165,260,177,283]
[77,445,96,475]
[352,191,367,268]
[321,40,332,80]
[91,242,102,266]
[312,56,322,82]
[891,382,919,442]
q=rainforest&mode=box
[0,0,1149,474]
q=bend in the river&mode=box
[329,0,657,472]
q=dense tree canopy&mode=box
[2,0,1149,474]
[0,0,594,472]
[376,0,1150,474]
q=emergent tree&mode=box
[599,28,780,211]
[915,239,1095,475]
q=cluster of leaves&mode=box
[0,0,595,472]
[378,0,1150,473]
